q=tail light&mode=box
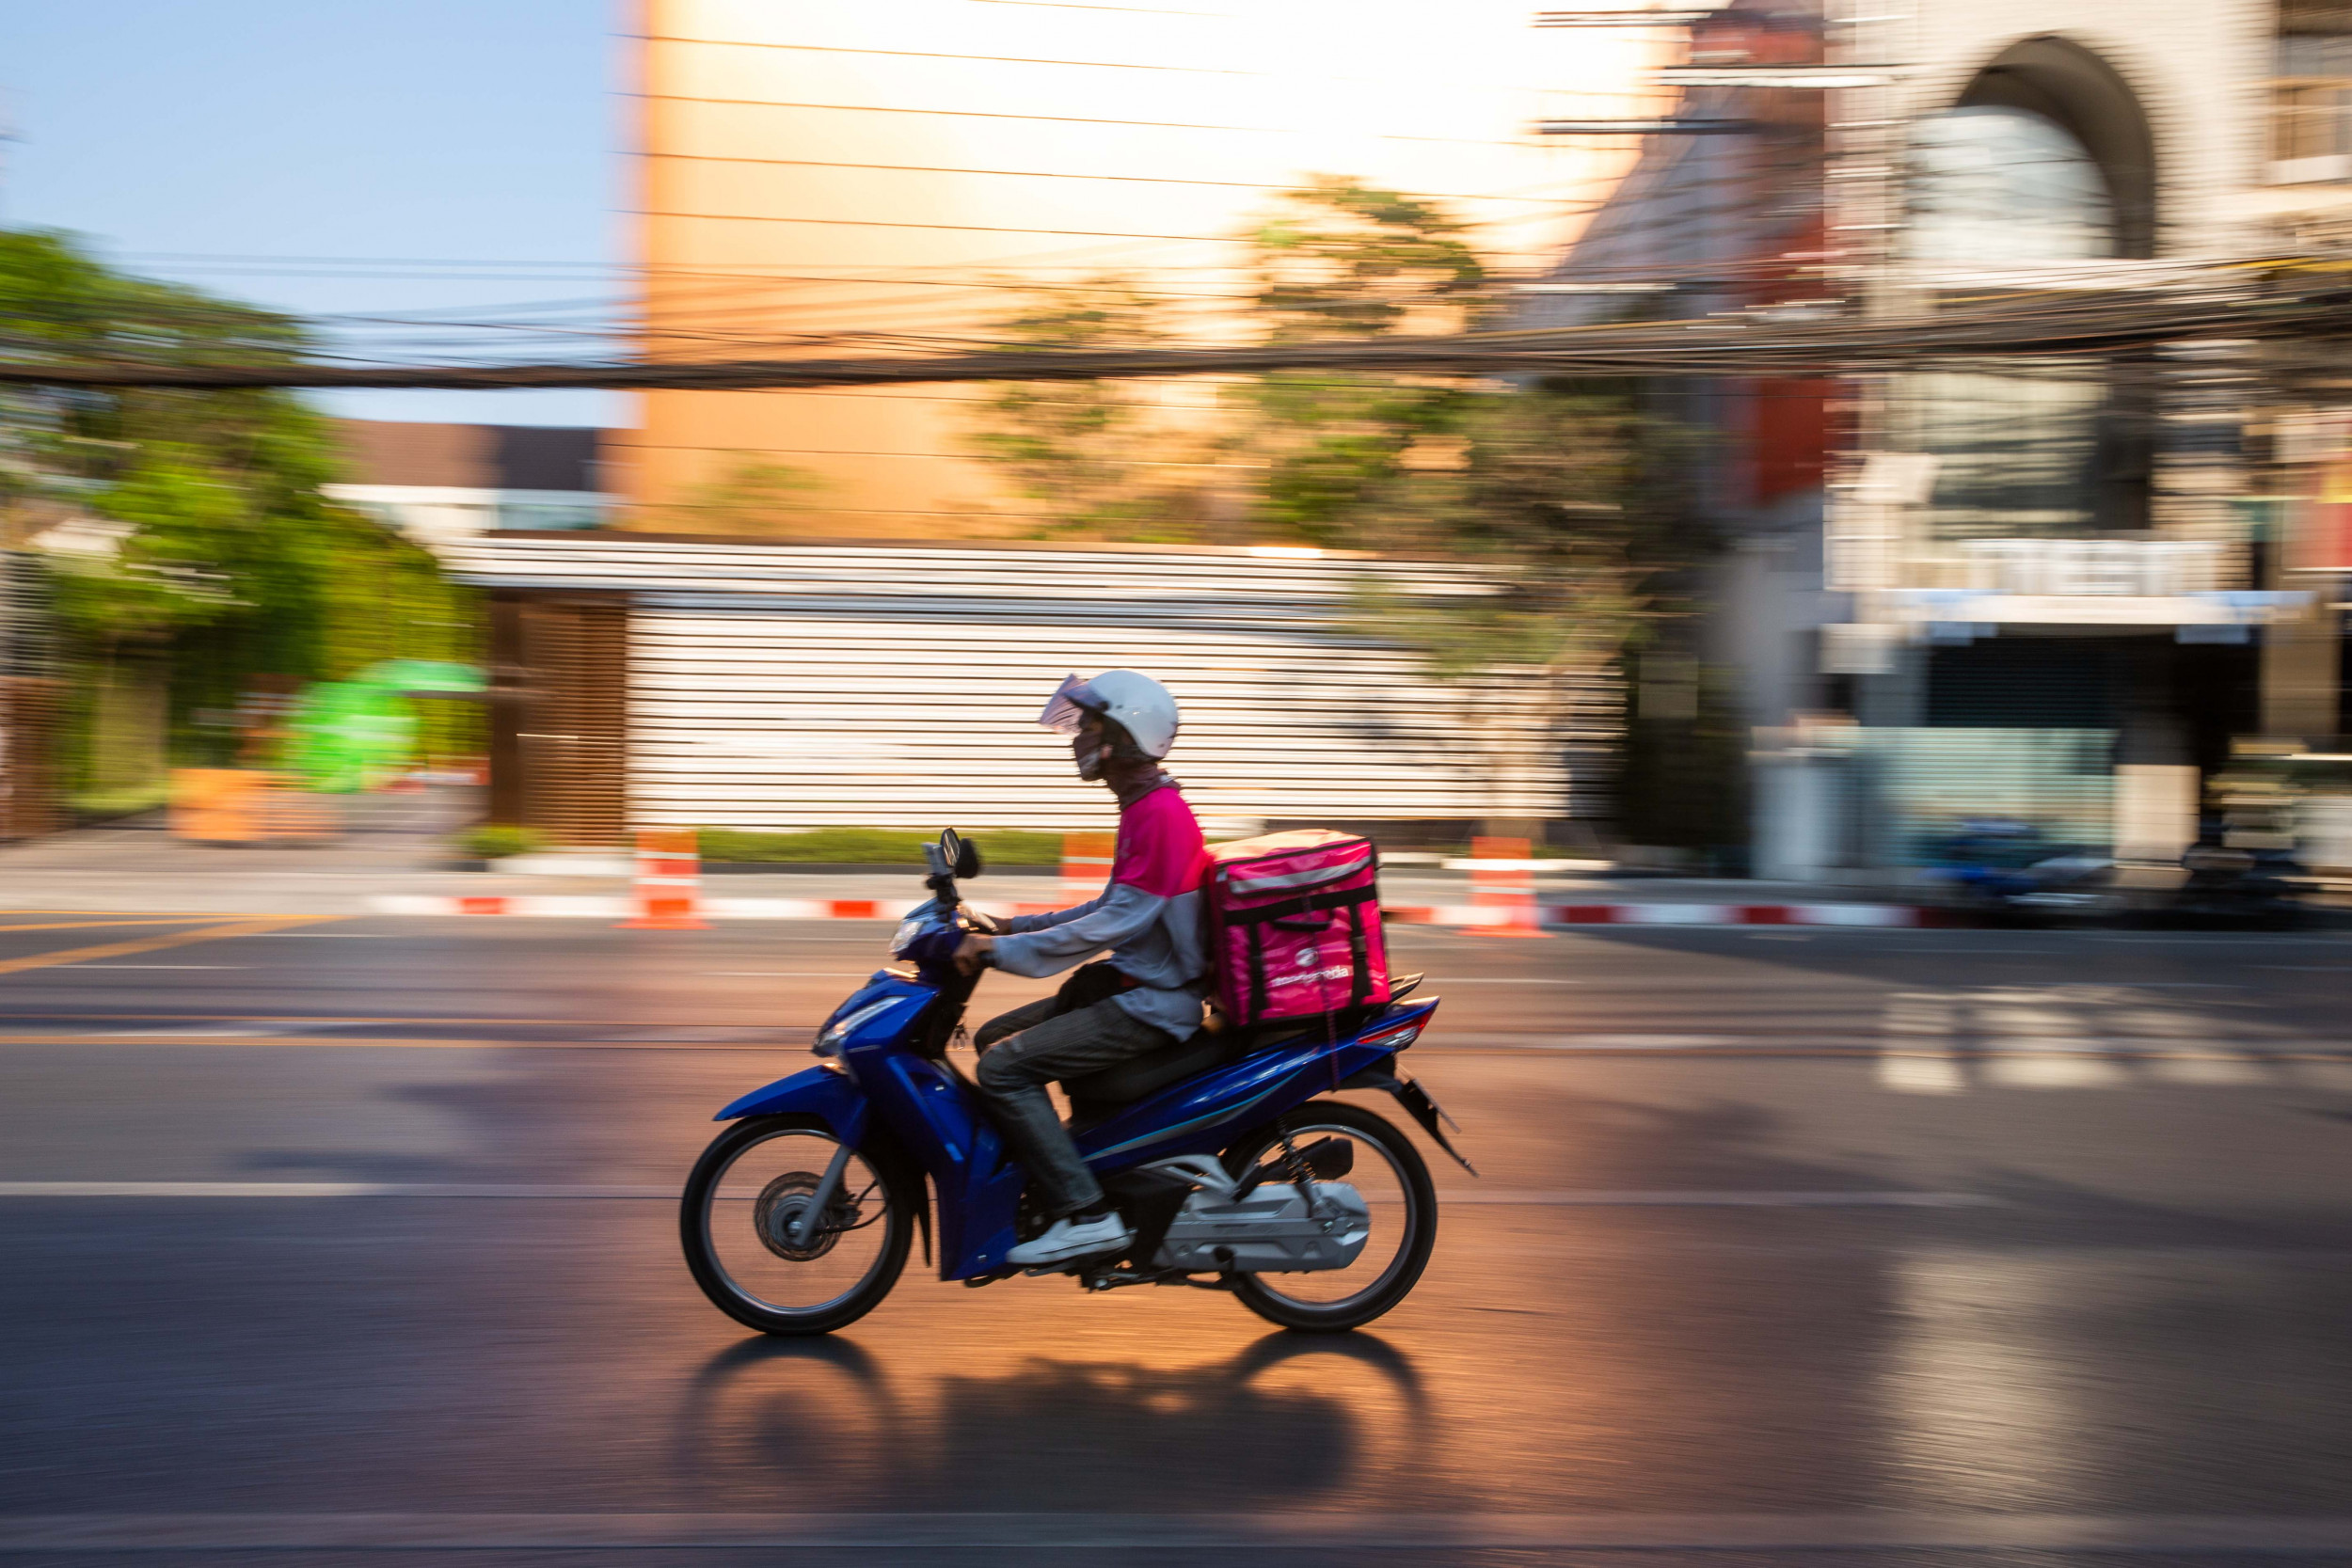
[1360,1020,1423,1052]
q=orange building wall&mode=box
[621,0,1664,538]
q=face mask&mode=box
[1074,725,1107,782]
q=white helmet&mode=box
[1039,670,1180,759]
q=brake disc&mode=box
[752,1170,858,1261]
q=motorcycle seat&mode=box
[1061,985,1430,1126]
[1062,1033,1238,1116]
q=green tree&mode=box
[958,183,1721,842]
[662,455,831,534]
[1234,176,1497,547]
[965,281,1214,541]
[965,184,1497,546]
[1352,388,1714,837]
[0,230,477,800]
[1355,390,1705,672]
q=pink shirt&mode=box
[991,780,1214,1037]
[1112,783,1209,899]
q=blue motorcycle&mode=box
[681,829,1470,1336]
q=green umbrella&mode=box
[355,659,485,697]
[285,681,417,793]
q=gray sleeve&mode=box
[1001,892,1104,935]
[990,882,1167,978]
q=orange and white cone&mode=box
[1469,834,1543,937]
[619,827,707,929]
[1062,830,1116,901]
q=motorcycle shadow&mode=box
[674,1328,1427,1506]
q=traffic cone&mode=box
[1062,830,1116,901]
[620,827,708,929]
[1469,835,1543,937]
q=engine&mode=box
[1151,1180,1372,1273]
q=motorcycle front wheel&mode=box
[1220,1101,1437,1333]
[681,1114,913,1336]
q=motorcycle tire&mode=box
[1220,1101,1437,1333]
[681,1114,914,1336]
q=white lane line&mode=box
[61,965,245,971]
[1984,1055,2136,1087]
[2147,1055,2269,1085]
[0,1182,2000,1207]
[4,1513,2350,1551]
[1449,1033,1820,1050]
[1430,1190,2003,1208]
[1879,991,1965,1095]
[1879,1054,1968,1092]
[1438,1032,2349,1053]
[1400,976,1588,985]
[106,1024,288,1037]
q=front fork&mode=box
[787,1139,858,1248]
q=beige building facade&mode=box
[620,0,1663,537]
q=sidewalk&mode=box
[0,791,1931,924]
[0,789,481,916]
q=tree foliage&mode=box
[663,454,831,534]
[1,230,475,781]
[1351,388,1705,678]
[961,181,1724,841]
[964,178,1710,629]
[1248,176,1492,341]
[1232,177,1500,547]
[964,282,1214,541]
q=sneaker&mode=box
[1008,1211,1133,1266]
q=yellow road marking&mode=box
[0,918,250,934]
[0,911,346,920]
[0,917,334,977]
[0,1035,788,1050]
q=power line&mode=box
[8,261,2349,388]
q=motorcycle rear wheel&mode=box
[681,1114,913,1336]
[1220,1101,1437,1333]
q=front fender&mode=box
[714,1064,871,1148]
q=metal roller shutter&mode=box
[450,539,1617,834]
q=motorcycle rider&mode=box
[952,671,1210,1266]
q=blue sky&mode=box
[1,0,625,426]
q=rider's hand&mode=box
[952,933,995,975]
[964,908,1001,935]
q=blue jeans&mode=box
[974,996,1174,1218]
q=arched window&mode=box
[1899,96,2143,541]
[1903,105,2116,263]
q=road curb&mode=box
[368,894,1941,927]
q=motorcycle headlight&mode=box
[815,997,899,1058]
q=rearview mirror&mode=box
[938,828,983,880]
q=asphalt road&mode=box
[3,911,2350,1565]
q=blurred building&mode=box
[326,420,617,548]
[444,534,1616,845]
[1535,0,2352,878]
[619,0,1662,535]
